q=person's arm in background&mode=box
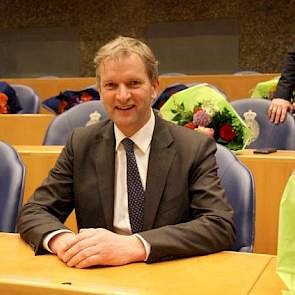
[268,46,295,124]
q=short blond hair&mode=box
[94,36,159,85]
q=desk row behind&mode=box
[5,74,278,103]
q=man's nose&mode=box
[116,85,131,101]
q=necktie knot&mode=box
[122,138,134,153]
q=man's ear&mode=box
[152,79,160,98]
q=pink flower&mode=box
[193,108,212,127]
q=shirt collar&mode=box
[114,109,155,153]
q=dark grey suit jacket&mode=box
[17,114,235,263]
[275,45,295,101]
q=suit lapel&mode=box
[143,116,176,230]
[92,121,116,230]
[90,117,176,232]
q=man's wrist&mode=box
[43,229,73,253]
[133,234,151,261]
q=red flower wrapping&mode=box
[219,123,236,142]
[80,92,93,102]
[0,92,8,114]
[58,100,68,113]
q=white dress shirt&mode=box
[44,109,155,260]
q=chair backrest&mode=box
[159,72,187,76]
[43,100,108,145]
[233,70,261,75]
[215,144,255,252]
[12,84,40,114]
[231,98,295,149]
[0,141,25,232]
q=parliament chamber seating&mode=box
[215,144,255,252]
[12,84,40,114]
[231,98,295,150]
[0,141,25,232]
[43,100,108,145]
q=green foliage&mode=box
[171,103,193,126]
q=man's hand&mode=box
[48,232,76,259]
[268,98,293,124]
[59,228,146,268]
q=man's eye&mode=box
[104,83,115,89]
[129,81,141,88]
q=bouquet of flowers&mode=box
[160,84,251,151]
[251,76,295,103]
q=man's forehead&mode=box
[99,53,146,77]
[102,53,143,67]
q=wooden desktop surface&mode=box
[0,233,286,295]
[14,146,295,255]
[250,257,285,295]
[0,114,55,145]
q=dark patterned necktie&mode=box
[122,138,144,233]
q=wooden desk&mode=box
[250,257,286,294]
[238,150,295,255]
[0,114,55,145]
[0,233,286,295]
[14,146,295,255]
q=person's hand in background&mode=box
[268,98,293,124]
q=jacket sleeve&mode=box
[16,131,76,254]
[274,45,295,101]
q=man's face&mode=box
[99,54,158,136]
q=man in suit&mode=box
[268,45,295,124]
[17,36,235,268]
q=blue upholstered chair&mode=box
[0,141,25,232]
[43,100,108,145]
[12,84,40,114]
[233,70,261,75]
[215,144,255,252]
[231,98,295,150]
[159,72,187,76]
